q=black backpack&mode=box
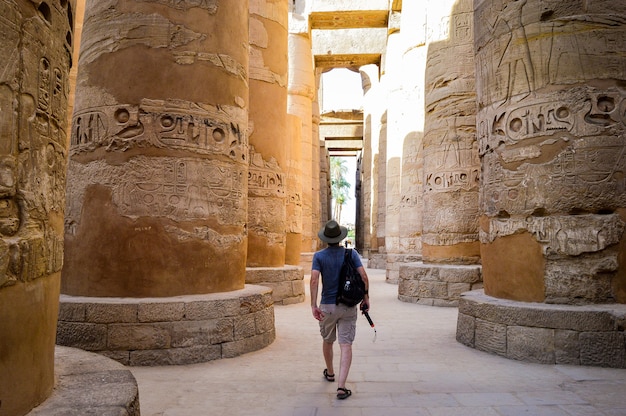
[335,249,366,307]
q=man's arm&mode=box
[310,269,324,321]
[358,266,370,311]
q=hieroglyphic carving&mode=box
[247,146,285,198]
[65,156,246,232]
[71,100,248,161]
[247,197,286,245]
[1,0,73,289]
[138,0,218,12]
[479,90,626,216]
[286,158,302,233]
[481,213,624,257]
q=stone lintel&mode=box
[57,286,275,366]
[246,266,305,305]
[312,27,387,58]
[27,346,139,416]
[320,123,364,138]
[457,290,626,368]
[310,0,389,29]
[398,262,483,307]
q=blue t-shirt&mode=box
[312,246,363,305]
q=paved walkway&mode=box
[131,268,626,416]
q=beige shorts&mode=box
[319,303,357,345]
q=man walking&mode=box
[310,220,370,400]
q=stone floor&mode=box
[131,267,626,416]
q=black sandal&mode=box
[337,387,352,399]
[323,369,335,382]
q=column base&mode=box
[398,262,482,306]
[367,253,387,270]
[386,254,423,284]
[246,266,305,305]
[457,289,626,368]
[56,285,275,366]
[28,346,139,415]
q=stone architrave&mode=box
[247,0,289,267]
[288,23,315,265]
[457,0,626,368]
[63,0,249,298]
[399,0,482,306]
[285,114,303,266]
[0,1,75,415]
[475,0,626,304]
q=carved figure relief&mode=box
[0,1,73,290]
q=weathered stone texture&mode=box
[246,266,305,304]
[57,286,276,366]
[28,347,140,416]
[63,0,250,298]
[399,262,482,306]
[475,0,626,304]
[458,290,626,367]
[475,319,507,356]
[506,326,555,364]
[0,2,75,415]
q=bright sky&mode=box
[321,69,362,226]
[320,68,363,112]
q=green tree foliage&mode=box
[330,157,351,223]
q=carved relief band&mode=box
[475,0,626,304]
[63,0,249,298]
[0,1,75,415]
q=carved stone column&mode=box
[383,28,406,283]
[246,0,303,305]
[457,0,626,367]
[399,0,482,306]
[360,64,386,268]
[58,0,275,366]
[384,13,423,282]
[288,16,315,268]
[0,2,74,415]
[247,0,288,267]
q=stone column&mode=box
[360,64,386,268]
[0,1,75,415]
[384,16,422,282]
[287,18,315,268]
[64,0,248,296]
[383,28,404,282]
[457,0,626,368]
[247,0,288,267]
[285,114,303,266]
[399,0,482,306]
[311,83,322,251]
[58,0,275,366]
[246,0,304,305]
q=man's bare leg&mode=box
[323,341,334,378]
[337,343,352,392]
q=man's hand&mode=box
[311,305,325,321]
